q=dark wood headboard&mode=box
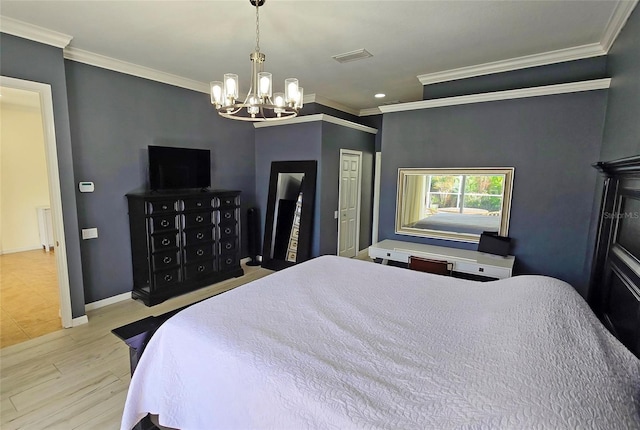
[591,155,640,358]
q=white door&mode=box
[338,150,362,257]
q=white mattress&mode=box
[121,255,640,430]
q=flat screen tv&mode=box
[148,145,211,191]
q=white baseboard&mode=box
[0,245,43,255]
[71,315,88,327]
[85,291,132,312]
[84,258,251,313]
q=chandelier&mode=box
[210,0,303,122]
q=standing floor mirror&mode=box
[261,160,317,271]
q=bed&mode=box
[120,255,640,430]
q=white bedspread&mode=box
[121,255,640,430]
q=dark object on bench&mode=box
[408,256,453,276]
[477,232,511,256]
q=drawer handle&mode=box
[224,212,232,219]
[163,256,172,264]
[195,215,204,223]
[224,227,232,235]
[160,219,170,228]
[161,204,168,210]
[198,265,205,272]
[226,258,233,265]
[164,274,173,282]
[161,238,171,246]
[196,232,205,240]
[225,242,232,250]
[197,202,202,207]
[225,199,232,205]
[196,249,204,256]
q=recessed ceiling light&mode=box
[374,93,386,98]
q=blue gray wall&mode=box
[254,119,376,258]
[255,122,323,257]
[423,57,608,100]
[379,91,608,297]
[64,62,256,303]
[6,7,638,306]
[320,122,375,254]
[1,34,86,318]
[302,103,383,152]
[600,6,640,161]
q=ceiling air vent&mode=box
[332,48,373,64]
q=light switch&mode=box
[82,228,98,239]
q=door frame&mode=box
[1,76,73,328]
[337,149,363,257]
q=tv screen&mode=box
[148,145,211,191]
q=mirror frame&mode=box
[262,160,317,271]
[395,167,515,243]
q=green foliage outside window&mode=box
[427,175,504,212]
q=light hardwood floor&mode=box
[0,250,62,348]
[0,262,272,430]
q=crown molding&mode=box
[63,47,209,93]
[305,94,360,117]
[0,16,72,48]
[600,0,639,52]
[306,93,382,117]
[359,107,382,116]
[417,1,638,87]
[253,113,378,134]
[417,43,606,86]
[379,78,611,114]
[322,114,378,134]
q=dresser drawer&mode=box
[150,232,179,252]
[184,244,214,263]
[147,200,177,214]
[218,195,239,208]
[149,215,178,233]
[152,250,180,271]
[153,268,180,289]
[183,211,212,228]
[368,247,410,263]
[183,198,212,211]
[219,222,237,239]
[183,227,213,245]
[219,208,236,223]
[219,253,239,271]
[219,238,238,254]
[454,261,511,279]
[184,260,216,280]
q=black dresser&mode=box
[125,189,244,306]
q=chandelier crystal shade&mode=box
[210,0,302,121]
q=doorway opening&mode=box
[0,77,73,347]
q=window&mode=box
[396,168,514,242]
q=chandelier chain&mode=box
[255,1,260,52]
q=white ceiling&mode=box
[0,1,636,114]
